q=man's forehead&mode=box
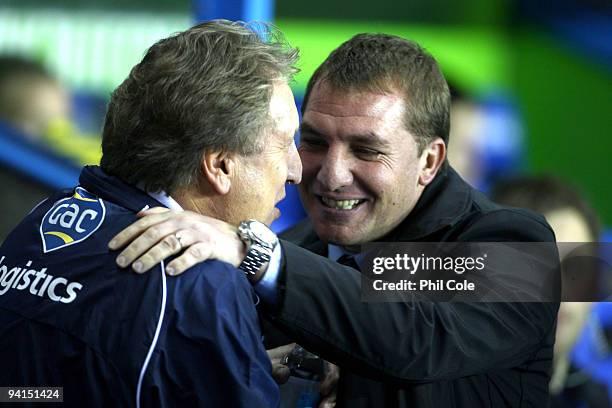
[305,82,405,119]
[269,81,299,130]
[301,83,407,143]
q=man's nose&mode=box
[317,147,353,191]
[287,142,302,185]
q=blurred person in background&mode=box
[0,55,70,141]
[0,20,301,406]
[445,85,486,188]
[491,175,610,408]
[445,84,525,193]
[0,55,69,242]
[0,55,101,243]
[0,54,100,165]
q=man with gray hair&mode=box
[110,33,558,407]
[0,20,301,407]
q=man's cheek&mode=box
[298,149,319,168]
[299,169,318,190]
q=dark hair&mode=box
[0,55,50,82]
[491,175,602,240]
[302,33,450,154]
[101,20,299,193]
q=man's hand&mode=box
[319,361,339,408]
[267,344,296,385]
[108,207,246,275]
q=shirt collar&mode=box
[327,244,346,261]
[144,189,183,211]
[327,244,367,267]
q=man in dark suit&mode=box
[110,33,559,407]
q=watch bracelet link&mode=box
[239,245,271,276]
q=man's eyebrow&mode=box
[299,122,323,137]
[348,133,390,148]
[300,122,390,148]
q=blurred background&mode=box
[0,0,610,237]
[0,0,610,405]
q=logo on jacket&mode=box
[40,186,106,253]
[0,256,83,304]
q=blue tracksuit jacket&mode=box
[0,165,279,407]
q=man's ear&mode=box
[418,138,446,186]
[201,150,236,195]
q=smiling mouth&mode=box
[319,196,365,211]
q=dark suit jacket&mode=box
[269,168,559,407]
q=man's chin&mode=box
[314,225,365,247]
[272,207,281,222]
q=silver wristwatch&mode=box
[237,219,278,276]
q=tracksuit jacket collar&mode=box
[78,165,165,213]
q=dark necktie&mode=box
[336,254,361,271]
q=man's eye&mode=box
[300,138,327,148]
[354,147,381,157]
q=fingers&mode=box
[320,363,339,408]
[318,395,337,408]
[320,362,340,396]
[109,208,245,275]
[114,220,190,272]
[271,364,291,385]
[109,209,175,250]
[137,207,170,217]
[267,344,296,385]
[267,344,297,363]
[128,229,192,274]
[165,242,212,276]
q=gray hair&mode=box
[101,19,299,193]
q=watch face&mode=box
[249,220,276,243]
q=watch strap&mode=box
[239,244,271,276]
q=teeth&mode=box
[321,197,362,210]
